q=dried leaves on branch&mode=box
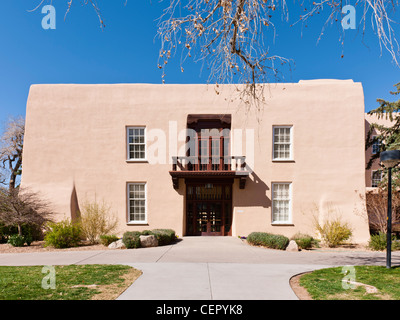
[157,0,291,104]
[40,0,400,106]
[156,0,400,104]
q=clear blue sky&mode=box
[0,0,399,127]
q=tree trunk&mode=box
[8,156,21,192]
[9,172,16,192]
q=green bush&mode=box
[44,220,82,249]
[7,234,27,247]
[99,234,120,246]
[0,223,13,244]
[151,229,176,246]
[25,233,33,246]
[0,223,39,244]
[122,229,176,249]
[314,216,352,248]
[140,230,153,236]
[368,232,400,251]
[247,232,289,250]
[291,233,317,250]
[122,231,141,249]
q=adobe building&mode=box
[21,80,371,243]
[365,113,394,189]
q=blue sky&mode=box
[0,0,399,127]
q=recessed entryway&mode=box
[186,182,232,236]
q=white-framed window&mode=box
[272,182,292,224]
[273,126,293,160]
[371,170,383,188]
[372,136,381,155]
[127,127,146,160]
[127,183,147,224]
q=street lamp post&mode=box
[380,150,400,269]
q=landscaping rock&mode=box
[140,235,158,248]
[286,240,300,252]
[108,239,126,249]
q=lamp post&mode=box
[380,150,400,269]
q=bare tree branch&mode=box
[0,116,24,191]
[157,0,292,107]
[0,187,55,236]
[30,0,400,106]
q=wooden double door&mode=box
[186,182,232,236]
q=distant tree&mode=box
[0,187,54,236]
[366,82,400,187]
[0,116,24,192]
[361,188,400,234]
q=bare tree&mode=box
[0,116,24,192]
[0,187,54,236]
[157,0,400,91]
[33,0,400,105]
[361,188,400,234]
[156,0,295,110]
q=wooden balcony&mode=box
[169,155,249,189]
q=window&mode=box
[127,127,146,160]
[372,136,381,155]
[272,183,292,224]
[273,126,292,160]
[127,183,147,223]
[371,170,383,188]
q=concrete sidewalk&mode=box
[1,237,398,300]
[116,262,328,300]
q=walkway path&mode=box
[0,237,398,300]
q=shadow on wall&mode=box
[70,184,81,222]
[235,170,271,208]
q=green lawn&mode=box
[300,266,400,300]
[0,264,142,300]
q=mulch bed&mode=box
[0,241,110,253]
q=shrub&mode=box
[7,234,27,247]
[122,231,141,249]
[313,216,353,248]
[79,199,118,244]
[0,223,40,244]
[291,233,316,250]
[247,232,289,250]
[99,234,120,246]
[122,229,176,249]
[0,223,14,243]
[140,230,154,236]
[0,234,7,244]
[44,219,82,249]
[24,233,33,246]
[368,232,400,251]
[152,229,176,246]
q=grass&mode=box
[299,266,400,300]
[0,264,142,300]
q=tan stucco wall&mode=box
[21,80,371,243]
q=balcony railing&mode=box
[169,155,249,189]
[171,155,247,173]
